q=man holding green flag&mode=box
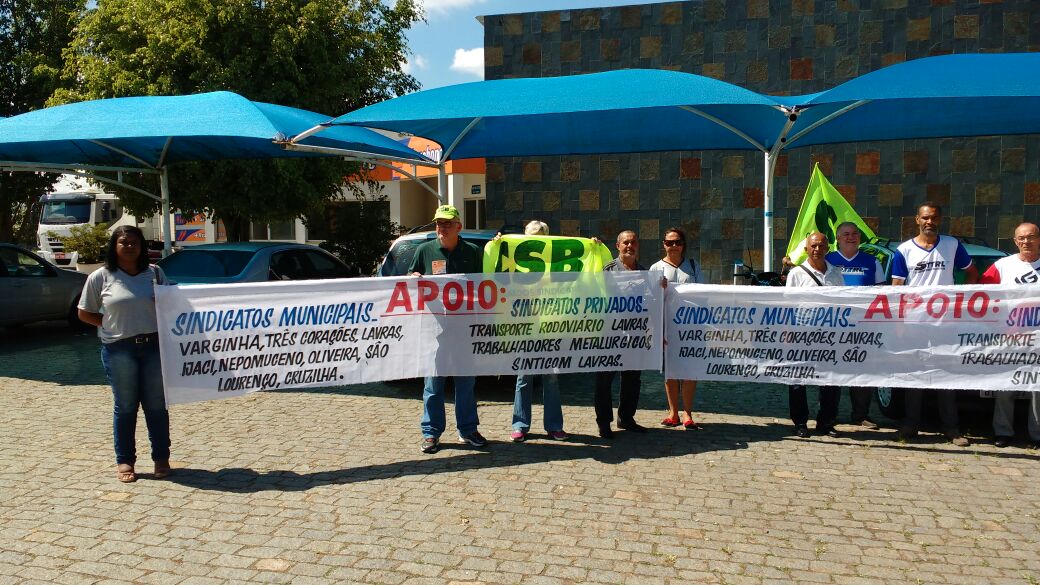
[786,164,876,265]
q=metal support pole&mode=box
[763,152,775,272]
[160,168,173,258]
[437,165,447,204]
[762,110,799,273]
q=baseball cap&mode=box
[432,205,460,221]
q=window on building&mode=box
[250,221,266,240]
[250,220,296,241]
[313,199,392,241]
[464,199,486,230]
[268,220,295,241]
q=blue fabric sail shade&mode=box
[327,69,795,159]
[785,53,1040,148]
[0,91,433,168]
[322,53,1040,161]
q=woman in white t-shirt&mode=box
[649,227,703,430]
[78,226,170,483]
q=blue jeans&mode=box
[512,374,564,433]
[101,339,170,465]
[421,376,478,438]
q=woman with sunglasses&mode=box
[649,227,704,430]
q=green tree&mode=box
[48,223,109,263]
[318,180,401,275]
[52,0,421,241]
[0,0,83,244]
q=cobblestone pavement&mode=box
[2,323,1039,585]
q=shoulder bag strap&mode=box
[798,264,824,286]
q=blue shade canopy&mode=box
[784,53,1040,148]
[316,53,1040,274]
[326,69,793,159]
[322,54,1040,161]
[0,91,433,168]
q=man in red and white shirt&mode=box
[980,222,1040,449]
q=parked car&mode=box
[377,228,501,277]
[0,243,88,328]
[858,238,1013,421]
[157,242,357,285]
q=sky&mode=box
[405,0,659,90]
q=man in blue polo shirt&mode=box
[409,205,486,454]
[890,202,977,447]
[824,221,884,430]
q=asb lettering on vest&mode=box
[483,235,613,273]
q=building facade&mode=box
[482,0,1040,281]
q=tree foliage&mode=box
[318,182,401,276]
[53,0,422,241]
[0,0,83,244]
[47,223,109,263]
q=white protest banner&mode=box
[156,277,416,405]
[419,271,661,377]
[665,284,1040,391]
[157,271,662,405]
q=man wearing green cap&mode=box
[408,205,486,453]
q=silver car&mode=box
[0,243,88,327]
[156,242,358,284]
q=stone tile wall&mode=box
[482,0,1040,281]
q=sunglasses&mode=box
[662,240,684,247]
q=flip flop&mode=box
[683,419,702,430]
[153,461,171,479]
[117,464,136,483]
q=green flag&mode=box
[785,163,876,265]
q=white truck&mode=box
[36,185,166,268]
[36,177,315,268]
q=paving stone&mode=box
[4,326,1040,585]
